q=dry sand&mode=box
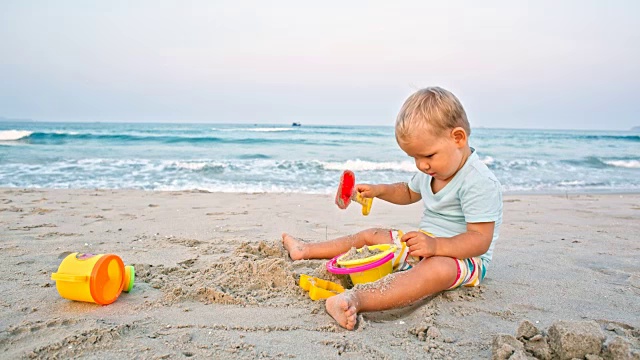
[0,188,638,359]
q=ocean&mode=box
[1,121,639,194]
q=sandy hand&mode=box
[402,231,436,258]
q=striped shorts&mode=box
[389,230,487,289]
[447,256,486,290]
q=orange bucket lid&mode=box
[90,254,124,305]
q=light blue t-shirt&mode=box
[407,148,503,264]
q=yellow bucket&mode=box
[51,253,133,305]
[335,244,396,285]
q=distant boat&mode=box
[292,122,301,127]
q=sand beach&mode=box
[1,188,639,359]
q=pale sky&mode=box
[1,1,638,129]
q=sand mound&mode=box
[133,240,304,307]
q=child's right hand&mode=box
[355,184,379,198]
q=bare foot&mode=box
[281,233,307,260]
[326,292,359,330]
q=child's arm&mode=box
[403,222,494,259]
[356,182,421,205]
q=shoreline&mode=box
[1,188,638,358]
[2,186,640,197]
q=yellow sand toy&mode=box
[51,252,135,305]
[326,244,397,285]
[335,170,373,216]
[299,274,345,300]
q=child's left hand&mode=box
[402,231,437,258]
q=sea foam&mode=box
[321,159,416,172]
[604,160,640,168]
[0,130,33,141]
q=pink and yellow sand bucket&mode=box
[326,244,397,285]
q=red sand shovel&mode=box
[335,170,373,216]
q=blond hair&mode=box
[395,87,470,139]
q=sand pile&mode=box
[134,240,303,307]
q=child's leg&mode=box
[282,228,393,260]
[326,256,458,330]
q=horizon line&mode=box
[0,116,638,132]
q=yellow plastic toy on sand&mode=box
[299,274,345,300]
[51,252,135,305]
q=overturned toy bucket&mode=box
[326,244,396,285]
[51,253,134,305]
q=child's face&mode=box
[397,126,469,183]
